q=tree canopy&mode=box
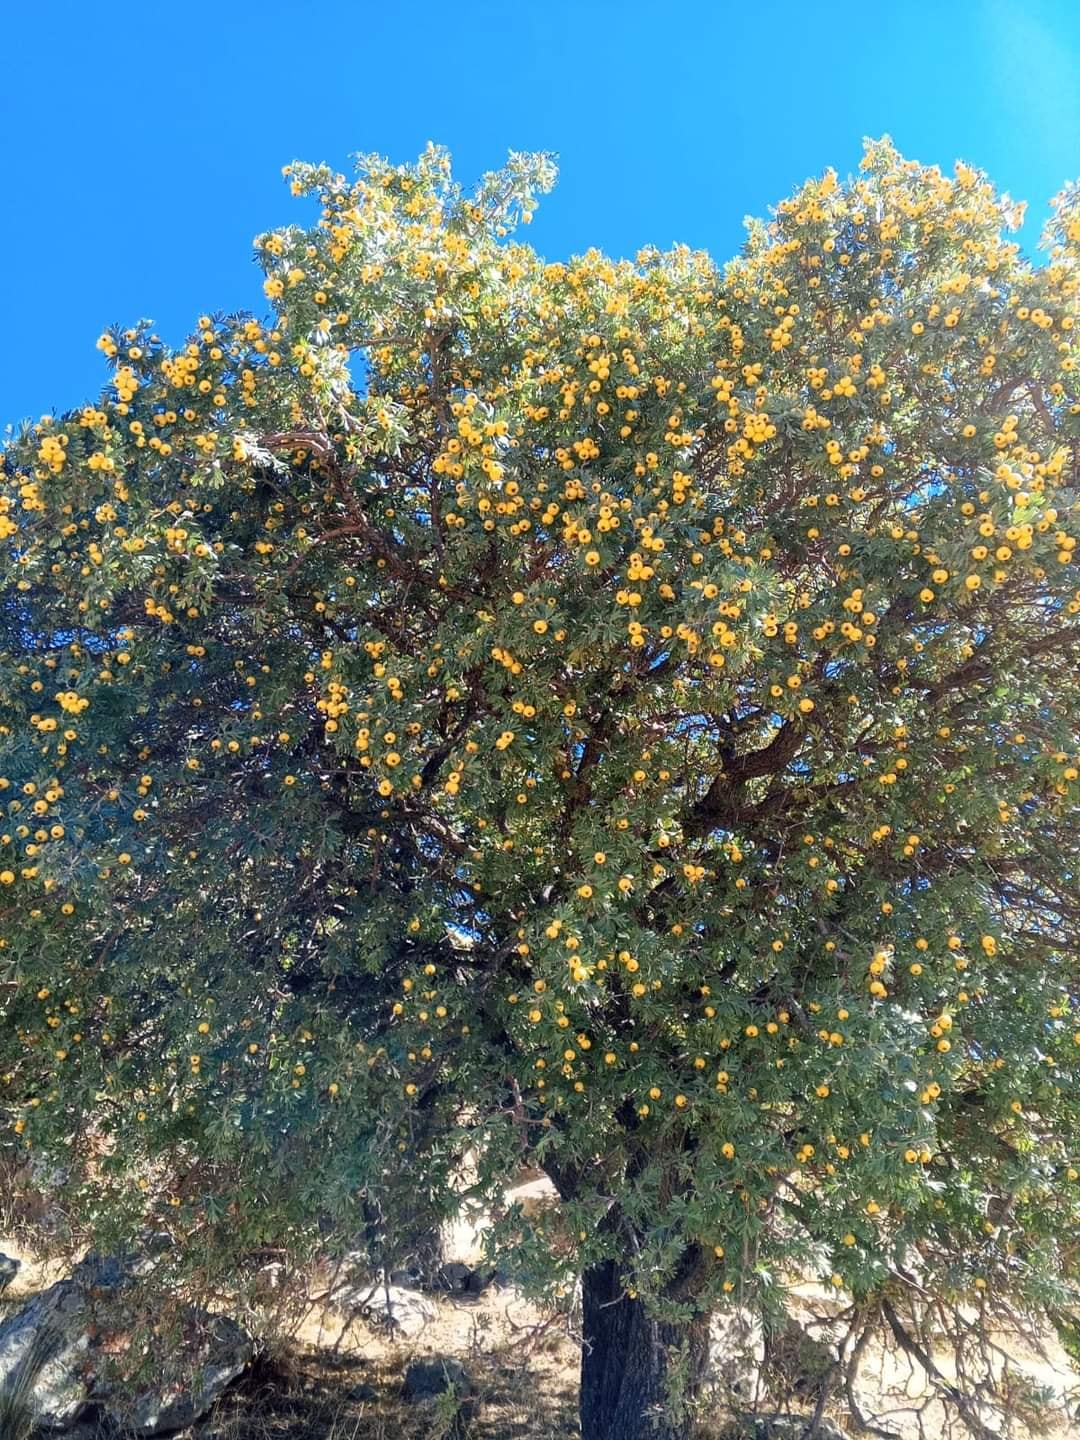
[1,139,1079,1438]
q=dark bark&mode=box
[580,1258,709,1440]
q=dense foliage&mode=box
[1,139,1078,1434]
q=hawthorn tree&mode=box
[1,140,1079,1439]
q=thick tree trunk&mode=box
[580,1258,709,1440]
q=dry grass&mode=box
[175,1337,579,1440]
[0,1247,581,1440]
[2,1236,1077,1439]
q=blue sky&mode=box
[2,0,1077,425]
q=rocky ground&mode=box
[0,1241,579,1440]
[2,1229,1077,1440]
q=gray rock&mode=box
[0,1251,250,1435]
[341,1281,438,1337]
[403,1357,478,1437]
[388,1267,420,1287]
[710,1306,765,1400]
[0,1272,95,1429]
[0,1252,19,1294]
[345,1380,379,1402]
[114,1311,252,1434]
[403,1355,475,1400]
[435,1262,472,1293]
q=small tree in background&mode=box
[1,140,1079,1439]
